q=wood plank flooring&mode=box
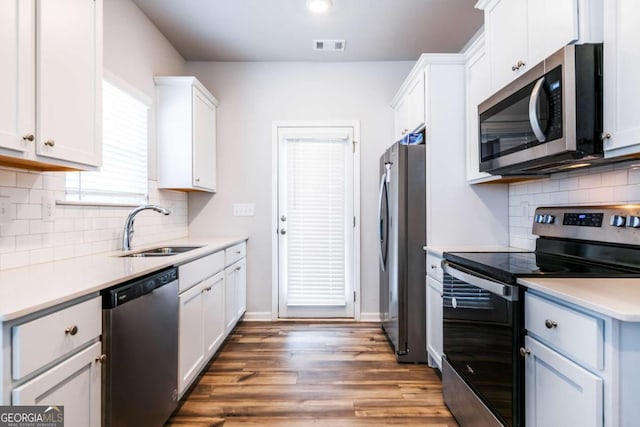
[165,321,458,427]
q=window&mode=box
[66,79,149,204]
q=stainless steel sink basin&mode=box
[121,246,203,257]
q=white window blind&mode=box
[66,79,148,204]
[285,136,349,306]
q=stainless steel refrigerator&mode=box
[378,142,427,363]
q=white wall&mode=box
[0,0,188,270]
[509,161,640,249]
[186,61,413,318]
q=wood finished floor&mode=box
[165,321,458,427]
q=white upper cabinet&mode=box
[479,0,601,92]
[464,34,504,183]
[392,71,425,140]
[0,0,102,171]
[602,0,640,158]
[155,76,219,193]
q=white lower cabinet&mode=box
[524,335,603,427]
[2,296,103,427]
[178,267,225,396]
[426,276,443,369]
[12,342,102,427]
[224,258,246,335]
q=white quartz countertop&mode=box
[518,277,640,322]
[0,236,247,322]
[426,245,524,257]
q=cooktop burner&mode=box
[444,251,640,285]
[444,205,640,285]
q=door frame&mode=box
[271,120,361,320]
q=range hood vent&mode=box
[313,39,346,52]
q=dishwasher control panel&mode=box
[102,267,178,308]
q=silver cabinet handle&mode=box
[519,347,531,357]
[22,133,34,141]
[44,139,55,147]
[65,326,78,336]
[95,354,107,364]
[545,319,558,329]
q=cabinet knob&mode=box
[195,178,200,183]
[95,354,107,364]
[235,266,241,272]
[601,132,611,141]
[44,139,55,147]
[22,133,35,142]
[544,319,558,329]
[519,347,531,357]
[430,264,437,269]
[65,325,78,336]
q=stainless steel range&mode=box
[442,205,640,427]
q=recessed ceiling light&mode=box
[307,0,332,14]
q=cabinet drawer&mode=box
[426,253,443,282]
[525,292,603,370]
[179,251,224,293]
[12,296,102,380]
[225,242,246,267]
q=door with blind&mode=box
[277,126,356,318]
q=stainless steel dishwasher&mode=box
[102,267,179,427]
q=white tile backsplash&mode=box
[0,167,188,270]
[509,161,640,249]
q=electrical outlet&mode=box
[233,203,255,217]
[42,193,56,222]
[0,197,11,223]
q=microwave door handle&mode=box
[529,76,547,143]
[377,173,387,271]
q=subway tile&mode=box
[17,172,43,189]
[29,247,54,265]
[588,187,615,204]
[1,220,30,237]
[0,236,16,254]
[568,189,591,204]
[578,173,602,189]
[16,204,42,220]
[16,234,43,251]
[602,169,628,186]
[613,184,640,202]
[629,167,640,184]
[0,187,29,203]
[1,251,30,269]
[558,177,580,191]
[0,169,17,186]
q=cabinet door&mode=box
[0,0,33,155]
[485,0,528,91]
[407,76,425,133]
[35,0,102,168]
[192,86,217,191]
[527,0,578,67]
[524,336,603,427]
[203,271,225,358]
[178,283,205,395]
[224,265,239,334]
[12,342,101,427]
[603,0,640,157]
[236,258,246,318]
[393,97,408,140]
[426,277,443,370]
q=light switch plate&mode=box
[233,203,255,217]
[0,197,11,223]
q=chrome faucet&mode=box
[122,205,171,251]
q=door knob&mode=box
[280,229,286,235]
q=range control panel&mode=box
[532,205,640,245]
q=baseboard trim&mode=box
[243,311,273,321]
[359,312,381,322]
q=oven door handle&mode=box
[442,261,519,302]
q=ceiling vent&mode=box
[313,39,346,52]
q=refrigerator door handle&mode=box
[377,172,387,271]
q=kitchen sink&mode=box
[120,246,203,257]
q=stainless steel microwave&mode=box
[479,44,603,175]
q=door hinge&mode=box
[352,140,358,153]
[353,216,356,227]
[353,291,356,302]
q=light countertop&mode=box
[0,236,246,322]
[518,277,640,322]
[426,245,525,257]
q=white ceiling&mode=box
[131,0,484,61]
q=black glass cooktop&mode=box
[444,251,640,285]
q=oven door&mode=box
[442,262,523,427]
